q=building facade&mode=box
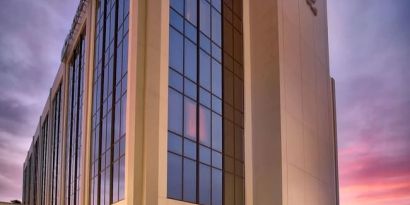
[22,0,338,205]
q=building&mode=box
[22,0,338,204]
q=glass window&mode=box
[199,164,211,205]
[184,139,197,160]
[168,153,182,199]
[200,51,211,91]
[170,28,184,73]
[169,69,183,92]
[185,21,197,43]
[184,39,197,82]
[184,78,197,100]
[170,9,184,32]
[168,132,182,155]
[199,145,211,165]
[212,60,222,97]
[199,106,211,146]
[212,169,222,205]
[211,8,221,46]
[212,113,222,151]
[168,89,183,135]
[199,88,211,108]
[185,0,197,26]
[184,97,197,140]
[200,0,211,37]
[170,0,184,14]
[183,158,197,202]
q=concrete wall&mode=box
[246,0,337,204]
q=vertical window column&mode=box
[91,0,129,204]
[65,34,85,205]
[167,0,230,205]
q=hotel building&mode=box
[22,0,338,204]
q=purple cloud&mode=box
[0,0,78,201]
[328,0,410,204]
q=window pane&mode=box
[184,39,197,82]
[184,139,197,160]
[212,0,221,12]
[200,51,211,91]
[212,113,222,151]
[185,21,197,43]
[212,151,222,169]
[169,68,183,92]
[112,161,119,202]
[170,9,184,32]
[199,88,211,108]
[168,153,182,199]
[170,0,183,14]
[199,106,211,146]
[211,8,222,46]
[168,89,183,135]
[185,0,197,26]
[183,158,197,203]
[184,97,197,140]
[168,132,182,155]
[199,145,211,165]
[199,164,211,205]
[212,60,222,97]
[184,78,197,100]
[119,157,125,200]
[200,0,211,37]
[169,28,184,73]
[200,33,211,54]
[212,95,222,114]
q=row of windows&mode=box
[91,0,129,204]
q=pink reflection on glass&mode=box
[184,98,197,140]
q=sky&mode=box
[0,0,409,204]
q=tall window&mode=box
[40,116,49,205]
[66,34,85,205]
[91,0,129,204]
[167,0,244,204]
[51,86,63,205]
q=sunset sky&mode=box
[0,0,409,204]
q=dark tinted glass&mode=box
[200,51,211,90]
[185,0,197,26]
[184,39,197,82]
[170,28,184,72]
[168,153,182,199]
[199,164,211,205]
[199,106,211,146]
[200,0,211,37]
[168,89,183,134]
[183,159,197,202]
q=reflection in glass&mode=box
[199,106,211,146]
[184,98,197,140]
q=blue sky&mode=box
[0,0,409,204]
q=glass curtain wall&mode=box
[167,0,244,204]
[65,34,86,205]
[90,0,129,204]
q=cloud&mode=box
[0,0,78,201]
[328,0,410,204]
